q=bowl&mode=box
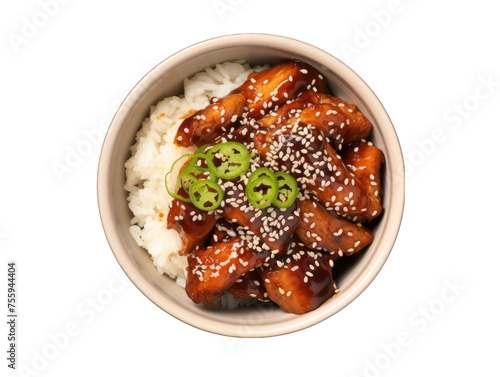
[97,33,405,337]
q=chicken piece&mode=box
[228,269,268,301]
[199,220,246,307]
[295,198,374,258]
[209,221,268,302]
[343,140,384,202]
[260,239,337,314]
[216,175,299,255]
[253,123,381,221]
[301,92,373,147]
[258,91,372,150]
[166,161,217,255]
[209,221,268,301]
[258,98,308,128]
[166,199,217,255]
[185,236,269,304]
[320,143,382,221]
[212,121,259,146]
[174,93,246,147]
[234,61,327,119]
[211,219,239,246]
[262,102,349,151]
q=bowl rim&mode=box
[97,33,405,338]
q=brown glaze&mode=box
[217,175,299,255]
[253,123,380,221]
[212,121,258,146]
[174,93,246,147]
[258,91,372,151]
[209,221,269,301]
[233,61,327,119]
[211,219,239,246]
[300,92,373,147]
[228,269,268,301]
[319,143,382,222]
[260,238,337,314]
[185,236,269,303]
[166,199,216,255]
[295,198,373,258]
[343,140,384,202]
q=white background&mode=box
[1,0,499,376]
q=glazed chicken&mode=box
[216,176,300,255]
[253,124,382,221]
[260,237,337,314]
[209,220,269,303]
[258,91,373,150]
[175,93,246,148]
[343,139,384,204]
[228,269,268,302]
[232,60,327,118]
[167,60,384,314]
[185,236,269,304]
[166,198,216,255]
[295,198,374,258]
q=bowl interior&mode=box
[98,34,404,337]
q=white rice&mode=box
[124,61,267,287]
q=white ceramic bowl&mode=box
[97,33,405,337]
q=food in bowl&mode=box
[124,60,384,314]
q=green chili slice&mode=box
[272,171,298,208]
[245,167,279,209]
[189,144,211,168]
[179,172,198,192]
[182,163,209,178]
[188,179,224,211]
[206,142,250,180]
[164,153,207,202]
